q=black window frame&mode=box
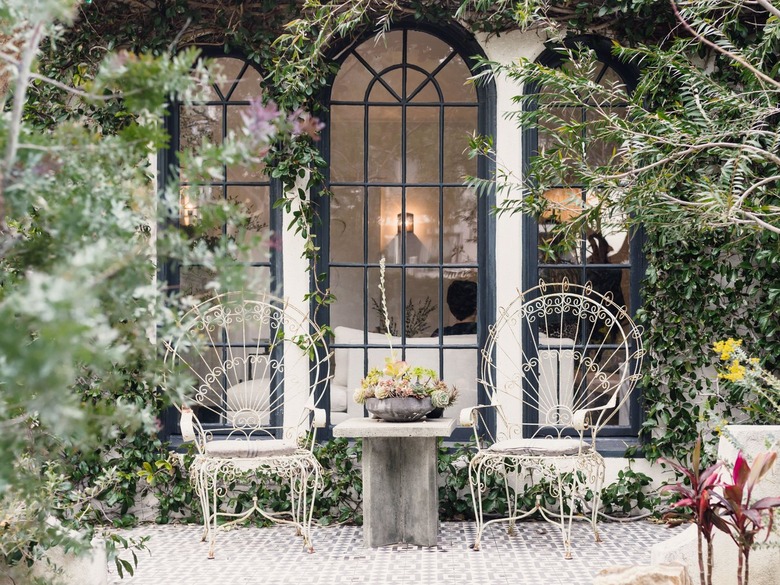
[158,50,284,442]
[317,21,497,440]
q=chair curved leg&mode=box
[590,459,606,543]
[534,464,574,560]
[191,459,216,552]
[289,468,303,538]
[468,456,486,552]
[208,464,220,560]
[556,472,574,560]
[291,458,320,553]
[192,461,211,543]
[504,465,516,536]
[300,460,321,553]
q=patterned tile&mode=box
[108,520,684,585]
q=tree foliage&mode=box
[2,4,778,568]
[0,0,311,569]
[474,2,780,234]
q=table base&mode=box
[362,436,438,547]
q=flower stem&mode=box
[378,256,395,357]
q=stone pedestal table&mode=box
[333,417,456,547]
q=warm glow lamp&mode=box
[396,212,414,233]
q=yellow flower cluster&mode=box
[713,417,730,436]
[712,337,780,424]
[720,360,746,382]
[713,338,742,361]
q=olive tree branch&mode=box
[604,142,780,181]
[737,210,780,234]
[671,0,780,91]
[732,174,780,208]
[755,0,780,19]
[27,72,129,101]
[1,22,43,230]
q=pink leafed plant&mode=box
[711,450,780,585]
[662,438,723,585]
[664,440,780,585]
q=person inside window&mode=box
[432,280,477,336]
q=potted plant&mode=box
[354,359,458,421]
[352,258,458,422]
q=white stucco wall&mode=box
[473,31,545,430]
[476,28,547,311]
[281,175,312,315]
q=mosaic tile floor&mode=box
[109,520,684,585]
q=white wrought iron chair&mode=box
[163,292,331,558]
[461,280,644,558]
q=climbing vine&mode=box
[637,227,780,463]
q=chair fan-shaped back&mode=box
[165,292,330,441]
[481,280,643,438]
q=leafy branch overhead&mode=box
[1,1,777,559]
[473,0,780,235]
[463,0,780,461]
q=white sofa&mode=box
[330,326,479,423]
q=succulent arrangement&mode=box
[353,359,458,409]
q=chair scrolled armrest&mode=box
[571,409,590,431]
[312,407,327,429]
[572,394,619,432]
[459,406,478,427]
[459,404,503,451]
[459,403,501,426]
[302,396,327,429]
[460,403,504,426]
[179,406,204,452]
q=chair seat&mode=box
[203,439,298,458]
[487,438,583,457]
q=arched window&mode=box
[324,27,494,431]
[162,55,280,296]
[524,37,644,449]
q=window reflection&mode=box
[357,30,404,76]
[367,107,401,182]
[443,188,477,264]
[406,107,440,183]
[330,187,364,264]
[329,106,364,182]
[536,60,633,315]
[406,31,453,71]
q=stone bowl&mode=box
[364,396,433,422]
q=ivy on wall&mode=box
[636,227,780,463]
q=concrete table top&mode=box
[333,417,457,438]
